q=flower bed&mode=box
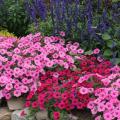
[0,33,119,120]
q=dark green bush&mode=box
[0,0,30,36]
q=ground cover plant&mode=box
[0,32,120,120]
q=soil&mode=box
[72,109,94,120]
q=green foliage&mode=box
[27,16,53,36]
[102,33,111,40]
[0,0,30,36]
[103,49,112,57]
[102,26,120,64]
[0,29,16,37]
[112,0,120,3]
[25,107,38,120]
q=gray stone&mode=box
[7,97,25,110]
[0,107,12,120]
[68,114,78,120]
[35,111,49,120]
[11,108,35,120]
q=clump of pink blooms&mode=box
[87,65,120,120]
[0,33,85,100]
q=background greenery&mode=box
[0,0,30,36]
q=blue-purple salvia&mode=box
[34,0,46,21]
[86,0,93,32]
[97,0,101,11]
[24,0,120,53]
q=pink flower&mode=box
[103,112,113,120]
[77,49,84,54]
[110,90,118,98]
[73,42,79,48]
[97,56,103,62]
[20,110,27,116]
[105,102,114,110]
[14,48,21,54]
[95,116,102,120]
[102,79,110,86]
[91,108,97,115]
[53,53,59,59]
[93,48,100,54]
[59,31,65,37]
[21,85,29,93]
[14,67,21,74]
[5,83,13,91]
[14,90,21,97]
[32,101,38,108]
[25,101,31,107]
[53,72,59,78]
[46,61,54,67]
[87,101,94,109]
[88,88,94,93]
[79,87,89,95]
[53,111,60,120]
[53,92,61,99]
[22,78,29,84]
[59,51,65,58]
[5,93,11,100]
[14,83,20,89]
[98,103,105,112]
[30,84,37,92]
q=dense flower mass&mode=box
[0,33,80,99]
[0,33,119,120]
[87,66,120,120]
[26,69,93,110]
[79,54,111,76]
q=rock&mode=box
[68,114,78,120]
[0,107,12,120]
[11,108,35,120]
[35,111,48,120]
[7,97,25,110]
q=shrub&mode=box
[0,0,30,36]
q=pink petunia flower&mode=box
[59,31,65,37]
[93,48,100,54]
[13,90,21,97]
[79,87,89,95]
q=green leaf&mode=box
[106,41,116,48]
[102,33,111,40]
[114,58,120,64]
[103,49,112,57]
[112,0,120,3]
[85,50,92,55]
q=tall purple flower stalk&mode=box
[24,0,120,45]
[0,0,3,5]
[24,0,46,22]
[34,0,46,21]
[97,0,101,11]
[86,0,93,32]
